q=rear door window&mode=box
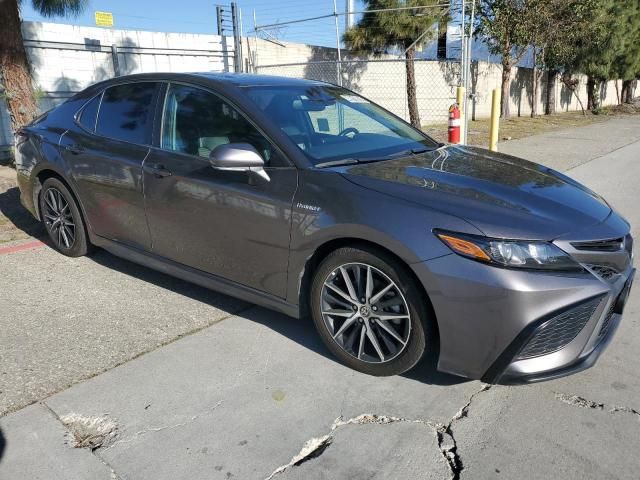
[96,82,158,144]
[78,93,102,132]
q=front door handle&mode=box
[145,163,173,178]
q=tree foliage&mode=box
[475,0,536,118]
[0,0,86,130]
[476,0,640,115]
[343,0,448,127]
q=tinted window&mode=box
[96,83,157,144]
[78,93,102,132]
[161,84,287,166]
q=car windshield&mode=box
[243,85,439,166]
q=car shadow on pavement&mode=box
[0,427,5,463]
[0,186,44,239]
[89,249,468,386]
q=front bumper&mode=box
[412,252,634,383]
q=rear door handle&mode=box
[145,163,173,178]
[65,144,84,155]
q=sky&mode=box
[19,0,364,47]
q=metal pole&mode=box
[463,0,475,142]
[253,9,259,73]
[333,0,342,86]
[346,0,355,31]
[217,6,230,72]
[460,0,466,144]
[490,88,501,151]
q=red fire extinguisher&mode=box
[448,103,461,144]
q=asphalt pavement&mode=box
[1,116,640,480]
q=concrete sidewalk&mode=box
[1,117,640,480]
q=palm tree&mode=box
[343,0,448,128]
[1,0,87,131]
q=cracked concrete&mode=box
[266,385,492,480]
[435,384,491,480]
[555,393,640,419]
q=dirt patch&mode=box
[423,102,640,148]
[0,166,42,243]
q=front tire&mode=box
[310,246,435,376]
[39,177,91,257]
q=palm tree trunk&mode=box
[0,0,38,132]
[404,46,420,128]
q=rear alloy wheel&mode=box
[39,177,91,257]
[311,247,433,376]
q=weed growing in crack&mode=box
[60,413,118,449]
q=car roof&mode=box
[91,72,331,89]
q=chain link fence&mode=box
[256,58,461,126]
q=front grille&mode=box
[515,296,604,360]
[572,238,624,252]
[586,264,620,280]
[597,300,616,341]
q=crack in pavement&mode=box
[263,414,413,480]
[555,393,640,419]
[102,400,224,451]
[264,384,492,480]
[434,384,491,480]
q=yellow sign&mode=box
[95,11,114,27]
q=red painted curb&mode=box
[0,240,46,255]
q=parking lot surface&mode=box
[1,116,640,479]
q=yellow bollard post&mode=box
[456,86,465,144]
[489,88,501,152]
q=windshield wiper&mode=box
[315,158,360,168]
[315,147,433,169]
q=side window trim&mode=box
[74,90,104,134]
[157,81,293,168]
[151,82,169,148]
[91,80,161,147]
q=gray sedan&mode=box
[14,73,634,382]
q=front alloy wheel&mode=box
[311,246,433,376]
[321,263,411,364]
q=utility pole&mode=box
[333,0,342,86]
[216,5,230,72]
[345,0,355,32]
[231,2,243,73]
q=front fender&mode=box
[285,169,483,305]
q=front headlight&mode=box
[434,230,583,271]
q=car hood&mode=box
[338,145,612,240]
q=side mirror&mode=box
[209,143,270,181]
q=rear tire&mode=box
[310,246,435,376]
[39,177,91,257]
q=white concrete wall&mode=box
[1,21,637,152]
[1,21,235,148]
